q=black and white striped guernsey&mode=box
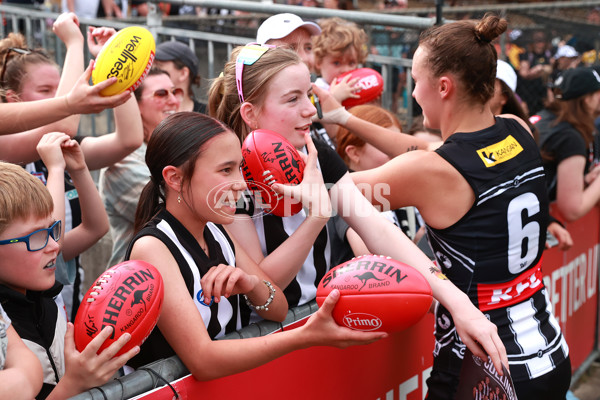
[124,209,246,369]
[241,139,348,310]
[427,117,568,383]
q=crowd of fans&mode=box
[0,3,598,400]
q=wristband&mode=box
[319,107,351,125]
[243,280,276,311]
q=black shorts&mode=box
[425,356,571,400]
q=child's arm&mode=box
[60,138,110,260]
[46,324,138,400]
[0,13,85,164]
[78,27,144,170]
[0,325,43,400]
[36,132,69,242]
[0,63,131,135]
[80,93,143,170]
[312,84,436,157]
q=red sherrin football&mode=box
[336,67,384,108]
[74,260,164,356]
[241,129,305,217]
[316,254,432,333]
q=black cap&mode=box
[554,67,600,100]
[155,41,199,80]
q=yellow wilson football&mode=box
[92,26,155,96]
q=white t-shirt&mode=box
[61,0,100,18]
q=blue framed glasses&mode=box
[0,220,61,252]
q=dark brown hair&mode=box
[134,112,233,233]
[418,13,508,105]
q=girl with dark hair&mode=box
[321,13,570,399]
[124,111,386,377]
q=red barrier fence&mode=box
[132,207,599,400]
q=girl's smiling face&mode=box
[254,63,316,149]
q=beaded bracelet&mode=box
[243,280,276,311]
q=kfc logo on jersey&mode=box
[477,264,543,311]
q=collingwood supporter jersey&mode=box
[428,117,568,382]
[124,209,244,368]
[240,139,348,310]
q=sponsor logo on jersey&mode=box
[476,135,523,168]
[477,263,543,311]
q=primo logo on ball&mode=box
[343,313,382,331]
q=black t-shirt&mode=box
[536,109,590,202]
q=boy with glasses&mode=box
[0,161,138,400]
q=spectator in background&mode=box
[101,68,181,268]
[154,41,206,114]
[535,67,600,223]
[548,45,580,102]
[516,30,553,115]
[312,17,368,146]
[61,0,101,18]
[493,60,573,250]
[256,13,322,75]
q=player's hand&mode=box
[452,303,509,376]
[272,133,332,220]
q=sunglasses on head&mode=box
[0,47,35,84]
[235,43,275,103]
[0,220,61,252]
[147,87,184,100]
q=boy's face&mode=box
[0,215,59,294]
[316,48,359,84]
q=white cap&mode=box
[496,59,517,93]
[256,13,321,45]
[554,45,579,59]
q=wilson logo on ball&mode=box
[316,255,433,333]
